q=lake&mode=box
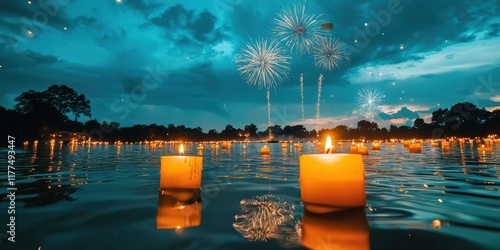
[1,141,499,249]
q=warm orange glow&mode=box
[160,155,203,189]
[156,189,201,229]
[325,135,332,153]
[179,144,184,155]
[299,154,365,213]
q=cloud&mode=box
[379,106,419,121]
[151,4,227,45]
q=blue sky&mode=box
[1,0,499,132]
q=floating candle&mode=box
[371,142,381,150]
[478,144,492,153]
[409,143,422,153]
[357,144,368,155]
[349,142,358,154]
[299,136,366,213]
[260,145,270,155]
[160,144,203,189]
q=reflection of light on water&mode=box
[233,194,300,246]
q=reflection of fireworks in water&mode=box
[235,38,290,129]
[233,194,300,246]
[272,2,327,55]
[357,86,384,119]
[313,36,349,72]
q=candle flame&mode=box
[180,144,184,155]
[325,135,332,153]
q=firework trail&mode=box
[272,2,328,55]
[316,74,323,131]
[300,73,304,121]
[235,38,290,132]
[357,86,384,120]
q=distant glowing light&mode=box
[438,199,443,203]
[63,27,67,30]
[400,44,405,50]
[432,220,441,228]
[382,32,385,36]
[392,82,395,85]
[116,0,122,3]
[26,30,33,37]
[364,22,368,26]
[28,1,32,4]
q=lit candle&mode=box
[371,142,381,150]
[431,141,439,147]
[349,142,358,154]
[409,142,422,153]
[281,143,288,148]
[260,145,270,155]
[357,143,368,155]
[156,188,201,230]
[221,142,229,149]
[160,144,203,189]
[478,144,492,153]
[299,136,366,213]
[301,208,369,250]
[196,144,204,150]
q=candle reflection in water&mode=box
[156,188,202,230]
[301,208,369,250]
[233,194,300,247]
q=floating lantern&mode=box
[160,144,203,189]
[357,144,368,155]
[221,142,229,149]
[441,141,450,148]
[301,208,369,250]
[156,188,201,230]
[371,142,381,150]
[431,141,439,147]
[409,143,422,153]
[281,143,288,148]
[196,144,204,151]
[402,140,411,148]
[260,145,270,155]
[299,136,366,213]
[349,142,358,154]
[478,144,492,153]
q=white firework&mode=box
[235,37,291,89]
[272,2,328,55]
[313,36,349,72]
[357,86,384,119]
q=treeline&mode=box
[2,85,499,142]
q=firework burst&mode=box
[272,2,327,55]
[313,36,349,72]
[235,38,290,130]
[357,86,384,119]
[235,37,291,89]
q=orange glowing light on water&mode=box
[179,144,184,155]
[325,136,332,153]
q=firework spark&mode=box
[313,36,349,72]
[357,86,384,119]
[272,2,327,55]
[233,194,300,245]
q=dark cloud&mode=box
[379,106,419,120]
[151,4,227,45]
[124,0,162,16]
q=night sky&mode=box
[1,0,499,131]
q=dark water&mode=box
[1,141,499,250]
